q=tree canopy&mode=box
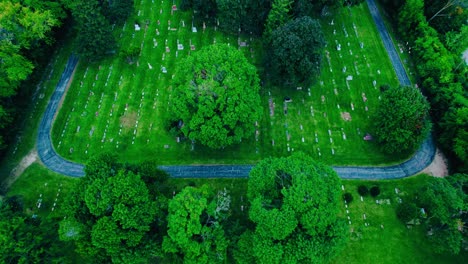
[168,44,262,149]
[236,152,347,263]
[59,153,168,262]
[269,16,325,87]
[373,85,431,154]
[163,185,230,263]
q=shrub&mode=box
[370,186,380,197]
[357,185,369,196]
[396,202,418,223]
[343,192,353,203]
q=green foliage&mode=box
[357,185,369,196]
[343,192,353,203]
[69,0,116,61]
[263,0,292,40]
[440,100,468,171]
[415,177,465,254]
[102,0,134,25]
[397,0,426,43]
[396,202,418,223]
[120,45,141,64]
[169,44,262,149]
[60,154,165,262]
[269,16,325,87]
[424,0,468,35]
[0,197,68,263]
[163,185,230,263]
[292,0,342,17]
[373,85,431,154]
[370,186,380,197]
[243,152,348,263]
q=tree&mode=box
[373,85,431,154]
[397,0,426,43]
[440,102,468,172]
[292,0,343,17]
[168,44,262,149]
[425,0,467,34]
[163,185,230,263]
[60,154,166,262]
[69,0,116,61]
[102,0,134,25]
[269,16,325,87]
[240,152,347,263]
[263,0,293,40]
[0,197,68,263]
[416,177,465,254]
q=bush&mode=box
[357,185,369,196]
[396,202,418,223]
[343,193,353,203]
[370,186,380,197]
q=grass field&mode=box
[6,163,78,218]
[9,170,467,263]
[50,1,406,166]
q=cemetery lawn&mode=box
[6,166,467,263]
[7,163,78,218]
[333,174,468,264]
[52,1,406,166]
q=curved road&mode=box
[37,0,435,179]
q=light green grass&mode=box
[50,2,410,166]
[6,163,78,218]
[332,174,468,263]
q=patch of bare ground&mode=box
[421,148,448,177]
[2,149,37,191]
[120,111,137,128]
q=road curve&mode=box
[37,55,85,177]
[36,1,434,179]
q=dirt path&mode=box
[2,150,38,191]
[421,148,448,177]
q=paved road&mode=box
[36,1,434,179]
[37,55,85,177]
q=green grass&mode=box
[332,174,468,263]
[51,1,408,166]
[6,163,78,218]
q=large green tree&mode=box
[59,154,168,262]
[68,0,116,60]
[0,196,68,263]
[269,16,325,87]
[163,185,230,263]
[373,85,431,154]
[168,44,262,149]
[263,0,293,40]
[236,152,347,263]
[416,177,466,254]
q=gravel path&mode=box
[36,1,434,179]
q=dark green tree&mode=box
[416,177,465,254]
[239,152,347,263]
[168,44,262,149]
[0,197,68,263]
[102,0,134,25]
[373,85,431,154]
[69,0,116,61]
[163,185,230,263]
[269,16,325,87]
[440,101,468,171]
[263,0,292,40]
[60,154,167,262]
[425,0,468,35]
